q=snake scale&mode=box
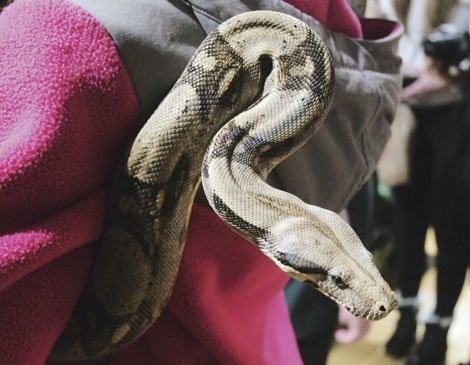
[50,11,397,360]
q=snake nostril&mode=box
[379,305,386,312]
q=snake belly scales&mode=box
[49,11,398,360]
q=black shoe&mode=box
[406,323,448,365]
[386,306,417,358]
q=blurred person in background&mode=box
[383,4,470,364]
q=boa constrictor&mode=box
[50,10,397,360]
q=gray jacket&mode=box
[71,0,403,212]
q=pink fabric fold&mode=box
[0,0,139,288]
[0,2,139,235]
[0,245,94,365]
[360,18,402,40]
[283,0,363,38]
[0,189,107,293]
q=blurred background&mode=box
[333,1,470,364]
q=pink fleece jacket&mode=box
[0,1,362,364]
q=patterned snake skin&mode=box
[49,11,397,360]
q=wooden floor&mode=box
[328,230,470,365]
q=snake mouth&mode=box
[344,304,391,320]
[342,291,399,320]
[302,278,398,321]
[302,275,326,290]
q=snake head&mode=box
[268,212,398,320]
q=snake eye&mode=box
[334,276,348,290]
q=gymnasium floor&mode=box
[328,230,470,365]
